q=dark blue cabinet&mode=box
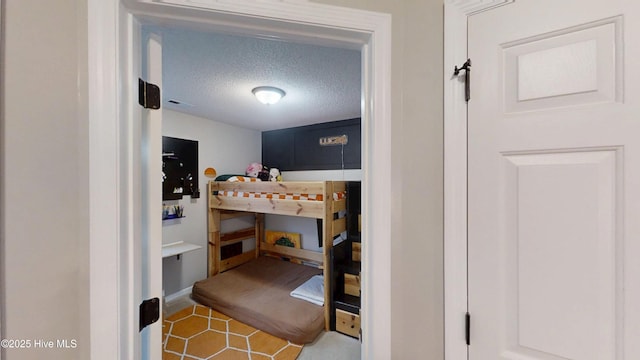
[262,118,361,171]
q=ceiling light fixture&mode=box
[252,86,286,105]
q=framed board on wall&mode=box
[162,136,199,200]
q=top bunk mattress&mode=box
[191,256,324,344]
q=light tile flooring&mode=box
[163,304,303,360]
[163,295,360,360]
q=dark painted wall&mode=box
[262,118,361,171]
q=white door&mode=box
[138,31,164,359]
[468,1,639,359]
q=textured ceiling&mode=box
[147,26,362,131]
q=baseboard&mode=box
[164,286,192,303]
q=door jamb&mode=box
[88,1,392,359]
[443,1,513,359]
[88,1,120,359]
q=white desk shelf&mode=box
[162,241,201,259]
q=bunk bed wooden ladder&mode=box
[324,181,347,330]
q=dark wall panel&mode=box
[262,118,361,171]
[262,128,295,170]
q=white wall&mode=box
[1,1,90,359]
[161,109,261,296]
[311,1,444,358]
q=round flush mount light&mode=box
[252,86,286,105]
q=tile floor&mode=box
[163,304,303,360]
[163,295,360,359]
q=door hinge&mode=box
[139,297,160,331]
[465,312,471,346]
[138,78,161,109]
[453,59,471,102]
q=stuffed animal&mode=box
[269,168,282,182]
[258,169,270,181]
[246,162,270,181]
[245,162,263,178]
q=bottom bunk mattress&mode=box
[192,256,324,344]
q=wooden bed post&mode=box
[211,209,221,276]
[255,213,264,259]
[323,181,334,331]
[208,181,221,277]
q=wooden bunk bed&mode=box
[192,179,347,343]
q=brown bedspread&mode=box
[191,256,324,344]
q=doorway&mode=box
[149,24,363,357]
[88,1,392,359]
